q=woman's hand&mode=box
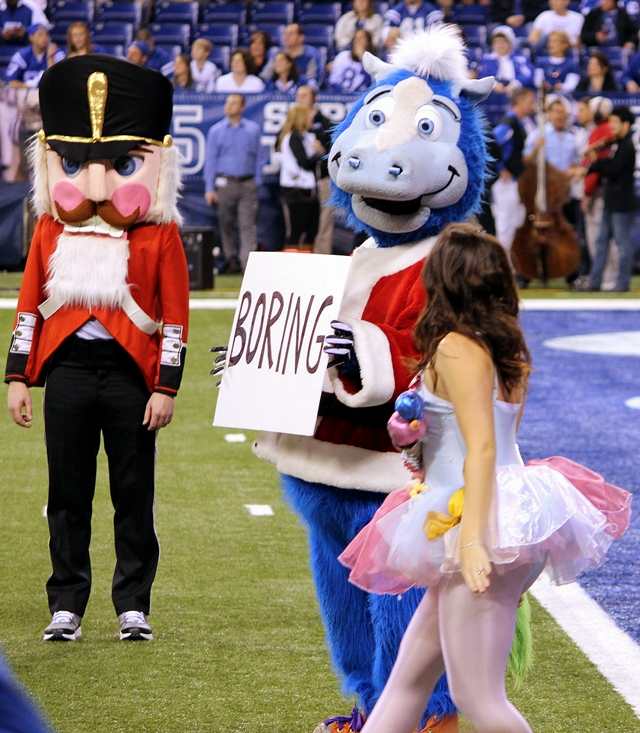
[460,543,492,593]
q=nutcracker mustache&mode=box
[54,198,141,229]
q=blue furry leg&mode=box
[282,475,455,720]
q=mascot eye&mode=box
[114,155,143,177]
[414,106,444,140]
[61,158,82,177]
[365,96,395,129]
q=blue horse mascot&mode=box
[254,24,494,733]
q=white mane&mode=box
[389,24,469,82]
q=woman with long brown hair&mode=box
[340,223,629,733]
[276,104,324,251]
[66,22,98,57]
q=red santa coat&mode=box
[254,237,434,493]
[5,214,190,396]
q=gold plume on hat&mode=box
[88,72,108,142]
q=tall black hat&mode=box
[38,55,174,163]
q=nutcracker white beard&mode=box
[45,233,131,310]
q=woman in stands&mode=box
[215,48,265,93]
[264,51,305,94]
[575,50,619,91]
[328,29,375,93]
[249,30,274,80]
[173,53,194,90]
[533,30,580,93]
[335,0,384,52]
[477,26,534,95]
[276,104,324,252]
[66,21,103,57]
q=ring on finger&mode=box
[476,569,485,576]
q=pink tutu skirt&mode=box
[339,457,632,595]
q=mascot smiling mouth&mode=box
[350,165,460,233]
[359,165,460,216]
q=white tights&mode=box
[362,563,534,733]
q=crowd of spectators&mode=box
[3,0,640,97]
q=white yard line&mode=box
[531,575,640,718]
[244,504,274,516]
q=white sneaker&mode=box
[44,611,82,641]
[118,611,153,641]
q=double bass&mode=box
[511,92,580,283]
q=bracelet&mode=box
[460,542,481,549]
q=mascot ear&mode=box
[453,76,495,105]
[363,52,395,82]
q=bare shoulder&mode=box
[437,332,492,365]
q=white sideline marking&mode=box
[520,299,640,310]
[244,504,274,516]
[224,433,246,443]
[544,332,640,356]
[42,505,47,517]
[1,298,639,311]
[531,574,640,718]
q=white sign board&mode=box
[213,252,352,436]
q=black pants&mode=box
[43,336,158,617]
[281,187,320,245]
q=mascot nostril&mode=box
[254,24,496,733]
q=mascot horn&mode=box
[254,25,494,733]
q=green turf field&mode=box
[0,303,639,733]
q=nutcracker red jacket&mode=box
[5,214,190,396]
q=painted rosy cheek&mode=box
[111,183,152,219]
[52,181,85,211]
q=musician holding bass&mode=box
[579,105,637,293]
[523,97,582,223]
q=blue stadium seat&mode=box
[587,45,629,71]
[201,3,247,25]
[296,2,342,25]
[302,24,334,48]
[316,44,328,82]
[194,23,239,47]
[50,1,94,24]
[100,43,125,57]
[91,22,134,47]
[97,2,142,27]
[449,4,488,25]
[209,45,231,73]
[344,0,388,11]
[156,43,182,59]
[49,22,73,45]
[460,24,486,48]
[241,23,284,46]
[148,22,191,48]
[251,2,295,25]
[153,1,199,28]
[0,45,16,64]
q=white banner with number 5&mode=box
[213,252,352,436]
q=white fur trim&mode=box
[389,24,469,82]
[146,144,184,226]
[326,238,434,407]
[45,233,130,310]
[253,432,412,493]
[28,136,52,218]
[339,237,435,320]
[330,318,394,407]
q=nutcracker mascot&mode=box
[254,25,495,733]
[5,55,190,643]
